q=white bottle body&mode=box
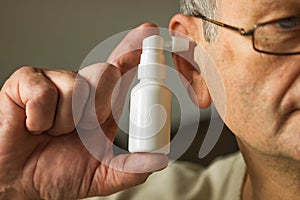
[129,80,172,154]
[127,35,187,154]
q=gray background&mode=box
[0,0,179,85]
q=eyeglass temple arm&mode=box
[190,12,254,36]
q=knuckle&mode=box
[23,75,58,106]
[40,70,77,97]
[64,71,81,99]
[15,66,36,76]
[62,69,78,80]
[64,82,75,97]
[6,66,36,86]
[19,65,35,71]
[33,84,58,104]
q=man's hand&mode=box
[0,23,168,200]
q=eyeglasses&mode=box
[190,11,300,56]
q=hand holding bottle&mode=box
[0,23,168,200]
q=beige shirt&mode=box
[89,152,246,200]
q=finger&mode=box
[43,69,90,136]
[108,23,159,75]
[77,63,135,143]
[3,66,58,133]
[89,153,168,196]
[78,63,121,128]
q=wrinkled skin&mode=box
[170,0,300,199]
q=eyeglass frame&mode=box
[189,11,300,56]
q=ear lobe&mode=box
[172,52,212,108]
[170,14,212,108]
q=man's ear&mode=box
[169,14,211,108]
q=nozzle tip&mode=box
[172,36,190,52]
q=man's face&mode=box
[195,0,300,161]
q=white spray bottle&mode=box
[128,35,189,154]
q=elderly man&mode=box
[0,0,299,199]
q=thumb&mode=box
[110,153,168,174]
[89,153,168,196]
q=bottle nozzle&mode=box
[170,36,190,52]
[138,35,190,80]
[142,35,190,53]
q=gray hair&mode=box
[180,0,218,42]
